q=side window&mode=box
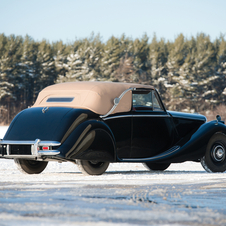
[132,91,153,110]
[153,92,163,111]
[132,91,163,111]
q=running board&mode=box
[121,146,180,162]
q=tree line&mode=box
[0,32,226,124]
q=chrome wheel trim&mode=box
[212,144,226,162]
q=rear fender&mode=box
[58,120,116,162]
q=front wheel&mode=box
[14,159,48,174]
[76,160,109,175]
[201,133,226,173]
[143,162,170,171]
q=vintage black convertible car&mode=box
[1,81,226,175]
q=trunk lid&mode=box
[4,107,93,142]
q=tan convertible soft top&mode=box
[33,81,154,115]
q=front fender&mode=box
[164,120,226,163]
[58,120,116,162]
[126,120,226,163]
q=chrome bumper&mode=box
[0,139,61,159]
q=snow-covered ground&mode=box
[1,126,226,226]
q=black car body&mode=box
[1,81,226,175]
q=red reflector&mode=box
[42,146,49,150]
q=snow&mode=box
[0,126,8,139]
[1,126,226,225]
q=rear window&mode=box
[46,97,74,102]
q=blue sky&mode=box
[0,0,226,43]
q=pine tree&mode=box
[19,35,38,107]
[0,34,7,57]
[54,41,70,83]
[80,35,102,81]
[0,35,23,101]
[149,35,168,98]
[120,34,133,56]
[166,34,187,81]
[217,36,226,75]
[114,53,134,82]
[178,37,197,102]
[192,34,217,111]
[100,36,122,80]
[0,34,10,102]
[0,35,23,123]
[62,48,84,82]
[110,34,134,82]
[165,34,190,110]
[214,35,226,103]
[36,40,56,95]
[149,36,168,79]
[132,34,150,82]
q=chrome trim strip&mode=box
[3,155,37,159]
[121,146,180,162]
[103,114,170,120]
[2,150,60,159]
[0,140,61,146]
[133,114,170,118]
[39,141,61,146]
[36,150,60,155]
[33,139,40,155]
[103,115,133,120]
[6,145,10,155]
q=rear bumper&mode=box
[0,139,61,159]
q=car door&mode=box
[131,89,175,159]
[104,112,132,159]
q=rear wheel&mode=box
[14,159,48,174]
[143,162,170,171]
[76,160,109,175]
[201,133,226,173]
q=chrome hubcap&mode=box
[212,145,226,162]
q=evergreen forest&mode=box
[0,33,226,124]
